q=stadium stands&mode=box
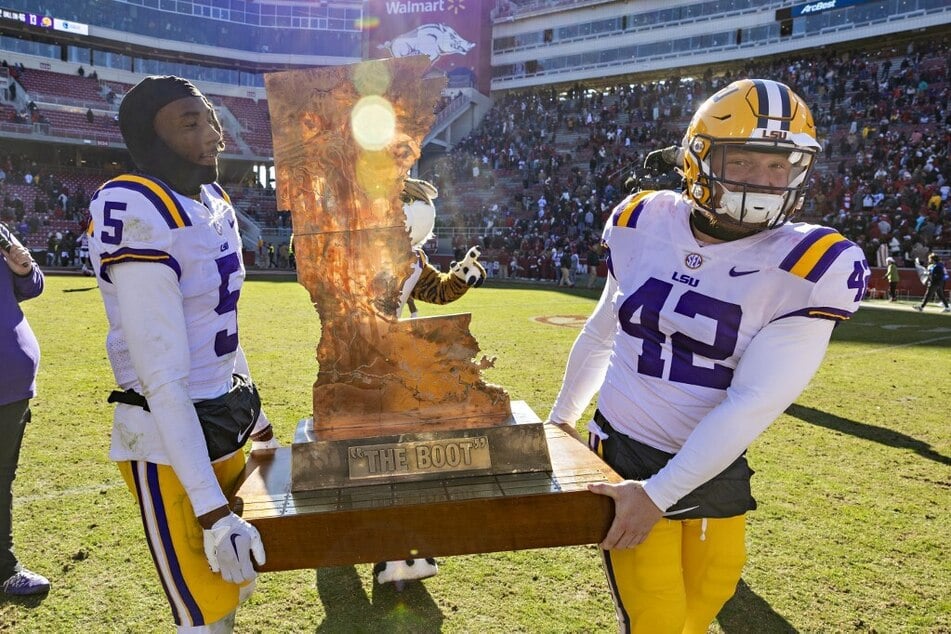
[216,96,273,157]
[0,0,364,58]
[17,68,109,106]
[0,7,945,283]
[424,41,949,282]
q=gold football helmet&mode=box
[682,79,821,238]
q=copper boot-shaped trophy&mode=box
[232,57,619,571]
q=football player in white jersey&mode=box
[547,79,869,633]
[88,76,277,633]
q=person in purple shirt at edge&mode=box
[0,221,50,595]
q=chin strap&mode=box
[689,208,762,242]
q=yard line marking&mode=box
[836,335,951,357]
[15,482,124,504]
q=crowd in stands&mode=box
[429,39,949,283]
[0,38,947,283]
[0,151,97,263]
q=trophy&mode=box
[232,57,620,571]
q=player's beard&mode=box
[141,137,217,197]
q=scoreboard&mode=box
[0,6,88,35]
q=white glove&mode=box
[203,512,266,584]
[450,246,486,287]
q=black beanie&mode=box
[118,76,219,195]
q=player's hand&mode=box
[0,223,33,276]
[450,246,486,287]
[588,480,663,550]
[643,145,682,173]
[202,512,266,584]
[3,244,34,276]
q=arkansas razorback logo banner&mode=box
[363,0,492,94]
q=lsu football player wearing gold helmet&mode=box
[548,79,868,633]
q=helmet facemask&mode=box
[694,140,817,231]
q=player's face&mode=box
[713,146,794,193]
[153,96,223,167]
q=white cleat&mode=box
[374,558,438,587]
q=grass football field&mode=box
[2,274,949,632]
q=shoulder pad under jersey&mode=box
[608,190,657,230]
[89,174,192,280]
[205,181,232,206]
[777,225,867,321]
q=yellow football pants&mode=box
[601,514,746,634]
[118,452,248,627]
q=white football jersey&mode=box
[597,190,868,453]
[89,175,244,399]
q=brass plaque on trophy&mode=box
[291,400,552,491]
[231,58,620,570]
[235,409,621,571]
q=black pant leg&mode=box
[936,285,949,307]
[0,399,29,580]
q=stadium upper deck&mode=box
[491,0,950,89]
[0,0,946,197]
[1,0,363,58]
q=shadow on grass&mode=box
[786,403,951,466]
[717,579,796,633]
[62,286,97,293]
[0,591,49,608]
[314,565,443,633]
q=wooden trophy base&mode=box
[231,403,621,571]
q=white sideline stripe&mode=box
[836,335,951,357]
[15,482,124,504]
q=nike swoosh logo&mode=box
[663,505,700,516]
[228,218,236,227]
[237,425,253,444]
[729,267,759,277]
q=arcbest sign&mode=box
[788,0,875,18]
